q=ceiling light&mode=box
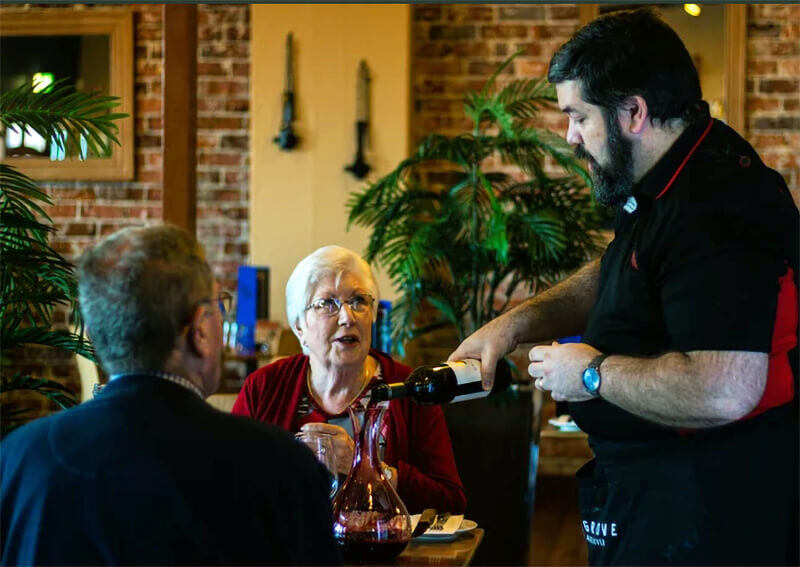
[684,4,702,17]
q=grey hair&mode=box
[77,224,213,375]
[285,245,379,352]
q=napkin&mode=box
[410,513,464,535]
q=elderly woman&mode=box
[232,245,466,514]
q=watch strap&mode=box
[588,353,609,371]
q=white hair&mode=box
[286,245,380,351]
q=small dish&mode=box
[414,519,478,541]
[548,417,581,432]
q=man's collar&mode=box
[634,105,714,201]
[109,371,205,399]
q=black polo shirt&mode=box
[570,109,799,441]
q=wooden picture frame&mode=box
[579,4,746,134]
[0,8,134,181]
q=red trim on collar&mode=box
[655,118,714,200]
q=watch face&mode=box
[582,368,600,394]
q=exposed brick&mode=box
[415,6,442,21]
[481,25,528,40]
[748,22,781,37]
[53,188,96,200]
[785,99,800,112]
[516,59,549,78]
[221,135,248,150]
[198,62,228,76]
[778,59,800,76]
[499,6,544,20]
[467,60,514,76]
[225,25,249,41]
[760,79,799,94]
[225,99,249,112]
[64,223,96,237]
[549,6,578,20]
[135,134,161,148]
[137,98,161,113]
[45,205,78,218]
[197,116,245,130]
[198,171,222,184]
[430,25,476,41]
[232,62,250,76]
[446,6,494,23]
[747,96,781,112]
[416,61,464,76]
[138,170,161,184]
[202,79,249,96]
[532,24,575,40]
[753,116,800,130]
[513,42,543,57]
[783,23,799,41]
[200,43,249,59]
[198,153,244,166]
[749,59,778,75]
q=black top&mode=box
[1,375,341,566]
[571,108,799,442]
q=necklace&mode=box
[307,357,377,415]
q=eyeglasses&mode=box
[305,294,374,317]
[200,291,233,316]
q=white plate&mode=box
[415,519,478,541]
[548,417,581,432]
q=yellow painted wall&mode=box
[250,4,410,325]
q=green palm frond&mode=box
[0,78,123,159]
[347,53,602,347]
[1,76,124,432]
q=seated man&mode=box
[1,225,339,566]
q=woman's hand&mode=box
[301,422,354,474]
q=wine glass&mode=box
[295,430,339,499]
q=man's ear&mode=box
[620,95,648,135]
[187,305,213,358]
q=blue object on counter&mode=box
[236,265,270,355]
[372,300,392,354]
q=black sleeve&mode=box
[656,190,788,353]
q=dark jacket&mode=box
[1,375,340,566]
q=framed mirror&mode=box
[0,9,134,180]
[579,4,746,134]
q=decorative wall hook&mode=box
[345,60,371,179]
[273,32,299,150]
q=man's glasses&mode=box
[199,291,233,316]
[305,294,374,317]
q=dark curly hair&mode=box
[548,8,703,126]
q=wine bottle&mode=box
[370,359,511,405]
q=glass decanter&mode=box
[332,401,411,563]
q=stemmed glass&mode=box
[295,430,339,499]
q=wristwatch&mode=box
[582,354,609,397]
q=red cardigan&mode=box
[231,350,466,514]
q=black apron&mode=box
[576,405,799,566]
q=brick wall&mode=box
[1,4,250,416]
[746,4,800,202]
[411,4,800,200]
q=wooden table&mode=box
[345,529,484,567]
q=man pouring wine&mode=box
[449,8,798,566]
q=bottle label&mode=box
[445,359,489,402]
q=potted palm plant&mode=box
[347,54,604,353]
[0,78,125,436]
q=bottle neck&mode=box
[371,382,407,403]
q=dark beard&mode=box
[575,111,634,208]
